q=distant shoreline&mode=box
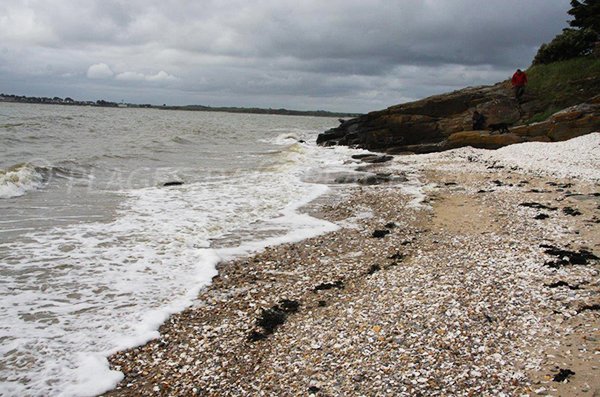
[0,94,362,118]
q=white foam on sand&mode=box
[0,132,362,397]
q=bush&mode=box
[533,28,597,65]
[526,56,600,111]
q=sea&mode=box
[0,103,362,397]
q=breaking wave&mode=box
[0,162,92,199]
[0,163,48,199]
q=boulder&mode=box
[442,131,524,150]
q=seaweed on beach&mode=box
[388,251,405,260]
[256,307,287,333]
[563,206,582,216]
[528,188,551,193]
[248,299,301,342]
[553,368,575,382]
[545,259,569,269]
[279,299,300,313]
[540,244,599,266]
[577,303,600,313]
[547,182,573,189]
[367,264,381,275]
[545,281,580,290]
[248,330,267,342]
[372,229,390,238]
[519,202,558,210]
[313,281,344,291]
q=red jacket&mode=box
[512,71,528,87]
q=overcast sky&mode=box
[0,1,571,113]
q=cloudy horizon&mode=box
[0,1,572,113]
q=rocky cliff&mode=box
[317,81,600,154]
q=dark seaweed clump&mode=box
[313,281,344,291]
[541,244,599,268]
[553,368,575,382]
[248,299,301,342]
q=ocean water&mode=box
[0,103,360,396]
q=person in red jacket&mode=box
[511,69,528,102]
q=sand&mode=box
[103,142,599,397]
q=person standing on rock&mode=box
[511,69,528,102]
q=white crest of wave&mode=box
[272,132,300,145]
[0,163,46,199]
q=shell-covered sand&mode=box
[104,138,600,397]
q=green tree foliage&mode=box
[533,28,597,64]
[533,0,599,65]
[568,0,600,35]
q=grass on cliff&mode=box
[526,56,600,122]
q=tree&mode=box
[533,0,599,64]
[533,28,597,64]
[568,0,600,36]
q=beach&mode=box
[104,134,600,396]
[0,105,360,396]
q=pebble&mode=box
[104,153,600,397]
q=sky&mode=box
[0,1,572,113]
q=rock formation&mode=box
[317,81,600,154]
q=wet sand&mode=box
[104,152,599,397]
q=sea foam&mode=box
[0,163,47,199]
[0,127,361,397]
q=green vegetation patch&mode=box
[526,56,600,113]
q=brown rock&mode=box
[316,83,599,153]
[442,131,524,150]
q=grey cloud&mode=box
[0,0,572,112]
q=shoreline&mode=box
[103,147,599,396]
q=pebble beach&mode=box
[104,134,600,397]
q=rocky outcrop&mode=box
[440,98,600,150]
[511,98,600,142]
[317,81,600,153]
